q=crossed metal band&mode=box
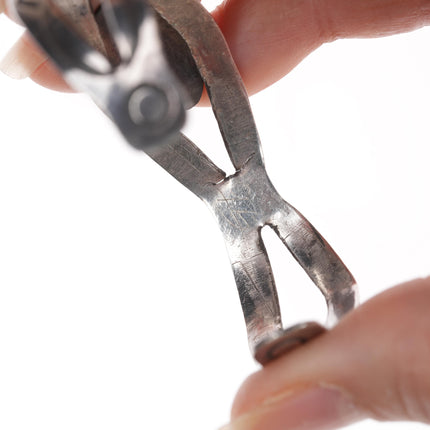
[18,0,358,364]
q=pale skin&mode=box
[1,1,430,429]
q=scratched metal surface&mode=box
[1,8,430,430]
[147,0,358,361]
[17,0,358,363]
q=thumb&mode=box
[221,278,430,430]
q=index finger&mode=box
[1,0,429,96]
[213,0,430,97]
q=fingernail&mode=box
[0,36,48,80]
[219,386,363,430]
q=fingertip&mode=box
[0,33,44,80]
[0,29,72,92]
[30,60,73,93]
[230,369,264,419]
[229,278,430,427]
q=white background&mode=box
[0,1,429,429]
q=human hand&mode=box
[210,2,430,429]
[1,2,429,430]
[0,2,57,90]
[1,0,429,97]
[220,278,430,429]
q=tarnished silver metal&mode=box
[18,0,359,365]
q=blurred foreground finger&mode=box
[221,278,430,429]
[0,32,48,80]
[0,31,70,91]
[0,0,106,91]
